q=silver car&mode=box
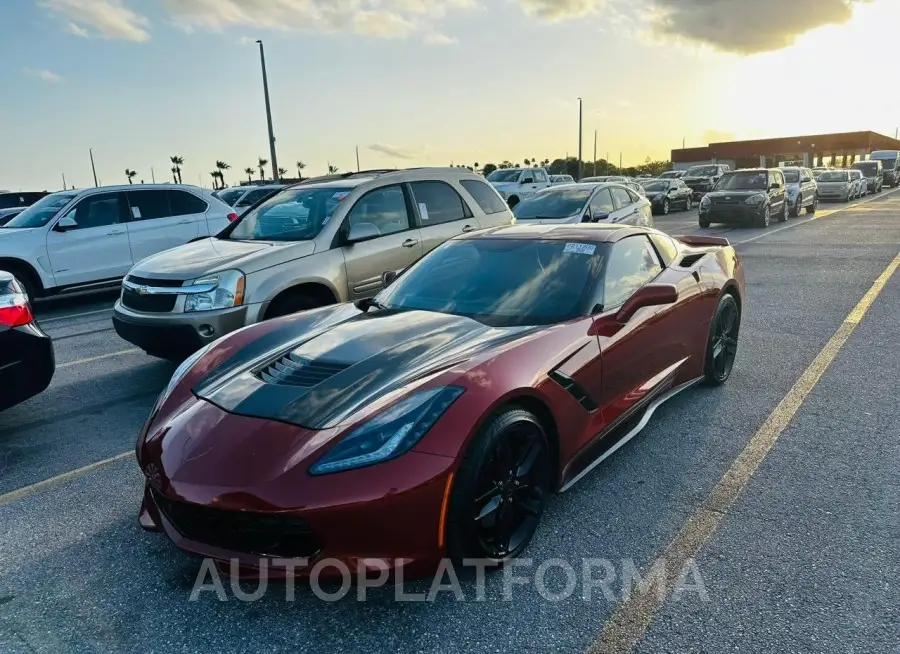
[511,183,653,227]
[815,170,853,201]
[112,168,515,359]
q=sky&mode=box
[2,0,899,191]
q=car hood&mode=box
[490,182,519,191]
[682,176,713,183]
[194,306,536,430]
[705,190,765,200]
[128,237,316,279]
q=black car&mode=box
[0,191,48,226]
[641,179,693,214]
[681,164,731,200]
[0,271,55,411]
[698,168,788,228]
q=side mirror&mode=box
[522,179,534,185]
[346,222,380,244]
[55,215,77,231]
[769,182,779,190]
[615,284,678,323]
[589,209,609,222]
[381,270,398,287]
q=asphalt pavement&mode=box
[1,189,898,653]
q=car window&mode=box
[626,189,640,203]
[168,190,208,216]
[346,185,410,237]
[602,236,663,309]
[0,195,21,209]
[534,170,548,183]
[521,170,535,183]
[217,188,245,205]
[236,188,273,207]
[126,190,171,221]
[610,187,633,210]
[589,188,615,214]
[649,233,679,266]
[410,181,469,226]
[460,179,508,215]
[69,192,123,229]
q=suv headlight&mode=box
[700,195,711,207]
[184,269,245,313]
[309,386,464,475]
[744,194,766,205]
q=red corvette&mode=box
[137,224,744,578]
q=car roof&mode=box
[461,223,653,243]
[54,183,207,195]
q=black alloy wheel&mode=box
[685,196,692,211]
[806,195,817,214]
[447,409,551,567]
[661,199,670,215]
[703,294,740,386]
[778,200,788,222]
[756,205,770,228]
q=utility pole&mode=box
[89,148,98,187]
[619,152,622,170]
[682,137,686,150]
[606,152,609,174]
[356,146,361,172]
[577,98,583,180]
[61,173,66,191]
[256,40,279,181]
[593,130,597,176]
[151,167,156,183]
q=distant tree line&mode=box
[479,157,672,179]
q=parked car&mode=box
[215,184,287,214]
[623,180,648,197]
[850,160,883,193]
[641,179,693,214]
[135,223,744,575]
[0,271,54,411]
[581,175,627,183]
[698,168,787,228]
[0,191,48,225]
[814,170,853,202]
[681,164,731,200]
[657,170,685,179]
[113,168,515,360]
[0,185,235,301]
[848,169,866,199]
[811,167,832,178]
[780,167,818,216]
[486,167,552,207]
[549,175,575,185]
[869,150,899,187]
[511,183,653,227]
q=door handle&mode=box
[177,220,191,225]
[107,229,125,235]
[462,224,475,233]
[401,238,418,248]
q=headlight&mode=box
[744,194,766,205]
[309,386,464,475]
[184,269,245,313]
[700,195,711,206]
[150,341,216,416]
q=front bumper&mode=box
[818,188,851,201]
[0,323,55,411]
[113,301,261,359]
[687,184,713,200]
[699,202,767,224]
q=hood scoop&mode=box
[258,352,350,388]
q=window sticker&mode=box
[131,206,142,219]
[418,203,430,223]
[563,242,596,255]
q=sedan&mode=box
[512,183,653,227]
[641,179,693,215]
[136,224,744,578]
[0,271,55,410]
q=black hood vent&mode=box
[258,352,350,387]
[678,253,706,268]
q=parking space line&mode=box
[0,451,135,506]
[38,307,114,323]
[57,349,141,368]
[588,251,900,654]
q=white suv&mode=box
[0,185,234,299]
[486,167,552,207]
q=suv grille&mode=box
[258,352,350,387]
[121,276,183,313]
[152,490,322,558]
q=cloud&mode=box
[368,143,421,160]
[645,0,874,54]
[424,32,458,45]
[41,0,150,42]
[24,68,63,83]
[516,0,607,21]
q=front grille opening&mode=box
[153,490,322,559]
[258,352,350,387]
[121,276,184,313]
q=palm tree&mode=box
[327,163,339,174]
[244,167,254,183]
[169,155,184,183]
[257,157,268,180]
[277,167,288,178]
[209,171,220,189]
[125,168,137,184]
[474,162,479,172]
[524,158,531,167]
[170,166,179,183]
[296,160,306,181]
[215,160,231,187]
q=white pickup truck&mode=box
[486,167,552,207]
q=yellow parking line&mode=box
[57,349,141,369]
[0,451,135,506]
[588,251,900,654]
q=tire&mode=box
[805,195,817,214]
[789,198,801,217]
[778,201,788,223]
[661,199,670,215]
[1,264,39,303]
[699,216,711,228]
[703,293,740,386]
[685,196,692,211]
[755,205,770,228]
[265,292,326,319]
[507,196,520,209]
[446,408,551,569]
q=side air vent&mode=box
[678,252,706,267]
[258,352,350,387]
[548,370,598,412]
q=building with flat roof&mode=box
[671,131,900,170]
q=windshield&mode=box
[872,158,896,169]
[782,170,800,183]
[658,171,678,178]
[643,181,670,192]
[5,192,77,228]
[819,171,849,182]
[852,162,880,175]
[487,170,522,183]
[227,186,351,241]
[376,238,605,327]
[715,171,768,190]
[217,188,246,206]
[686,166,717,177]
[512,187,592,220]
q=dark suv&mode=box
[698,168,788,228]
[0,191,49,226]
[681,163,731,200]
[850,160,883,193]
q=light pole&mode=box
[577,98,583,180]
[593,129,597,176]
[256,40,279,181]
[89,148,98,187]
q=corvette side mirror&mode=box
[615,284,678,323]
[381,270,398,287]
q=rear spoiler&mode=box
[674,234,731,247]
